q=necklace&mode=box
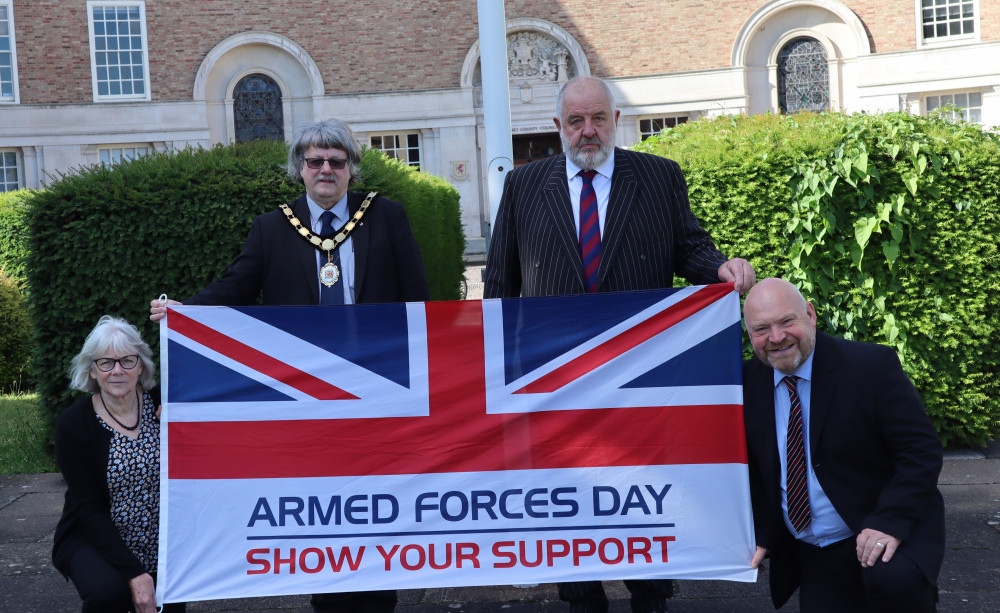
[99,388,141,431]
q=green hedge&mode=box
[25,140,464,433]
[0,190,31,286]
[635,112,1000,447]
[0,270,32,393]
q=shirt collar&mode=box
[306,193,349,225]
[565,148,616,182]
[772,348,815,388]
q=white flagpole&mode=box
[477,0,514,249]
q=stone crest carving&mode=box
[507,31,571,83]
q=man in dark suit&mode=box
[484,75,754,613]
[742,278,944,612]
[151,118,429,613]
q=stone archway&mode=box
[732,0,871,114]
[194,31,323,144]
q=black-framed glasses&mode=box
[93,355,140,372]
[304,157,348,170]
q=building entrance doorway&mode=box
[512,133,561,167]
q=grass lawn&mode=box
[0,392,56,474]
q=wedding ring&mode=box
[874,542,885,548]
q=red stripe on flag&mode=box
[515,283,734,394]
[167,404,747,479]
[167,308,357,401]
[169,297,747,479]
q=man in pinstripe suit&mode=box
[484,76,755,613]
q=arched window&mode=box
[777,37,829,114]
[233,74,283,142]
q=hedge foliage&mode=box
[635,112,1000,447]
[0,190,31,286]
[0,269,32,393]
[25,140,464,430]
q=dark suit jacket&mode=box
[186,192,429,306]
[743,332,945,608]
[483,148,727,298]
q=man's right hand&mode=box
[751,545,768,569]
[150,298,182,322]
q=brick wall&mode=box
[10,0,1000,105]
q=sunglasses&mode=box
[304,157,349,170]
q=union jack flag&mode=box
[157,284,755,603]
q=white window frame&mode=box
[0,1,19,104]
[369,132,421,169]
[925,90,983,124]
[98,144,150,165]
[915,0,980,48]
[0,149,22,192]
[87,1,151,102]
[638,116,689,141]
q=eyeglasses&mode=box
[304,157,348,170]
[93,355,140,372]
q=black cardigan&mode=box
[51,387,160,580]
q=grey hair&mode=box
[286,119,363,185]
[555,76,617,120]
[68,315,156,393]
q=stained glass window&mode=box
[233,75,284,143]
[777,37,829,114]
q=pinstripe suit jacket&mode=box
[483,148,727,298]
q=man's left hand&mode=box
[857,528,900,567]
[718,258,756,294]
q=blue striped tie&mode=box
[578,170,600,293]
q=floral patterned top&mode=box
[97,390,160,573]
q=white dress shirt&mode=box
[565,150,615,237]
[772,351,853,546]
[307,194,355,304]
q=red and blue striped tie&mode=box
[578,170,601,293]
[783,375,812,533]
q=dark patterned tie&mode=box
[783,375,812,533]
[319,211,344,305]
[578,170,601,293]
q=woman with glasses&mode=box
[52,315,184,613]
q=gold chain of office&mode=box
[280,191,377,255]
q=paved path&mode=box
[2,442,997,612]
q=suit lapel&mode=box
[541,155,587,288]
[808,332,838,451]
[747,360,781,482]
[348,192,369,300]
[599,149,638,287]
[290,196,320,305]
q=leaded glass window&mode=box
[777,37,829,114]
[921,0,975,40]
[233,75,284,143]
[88,2,148,99]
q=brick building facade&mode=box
[2,0,999,256]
